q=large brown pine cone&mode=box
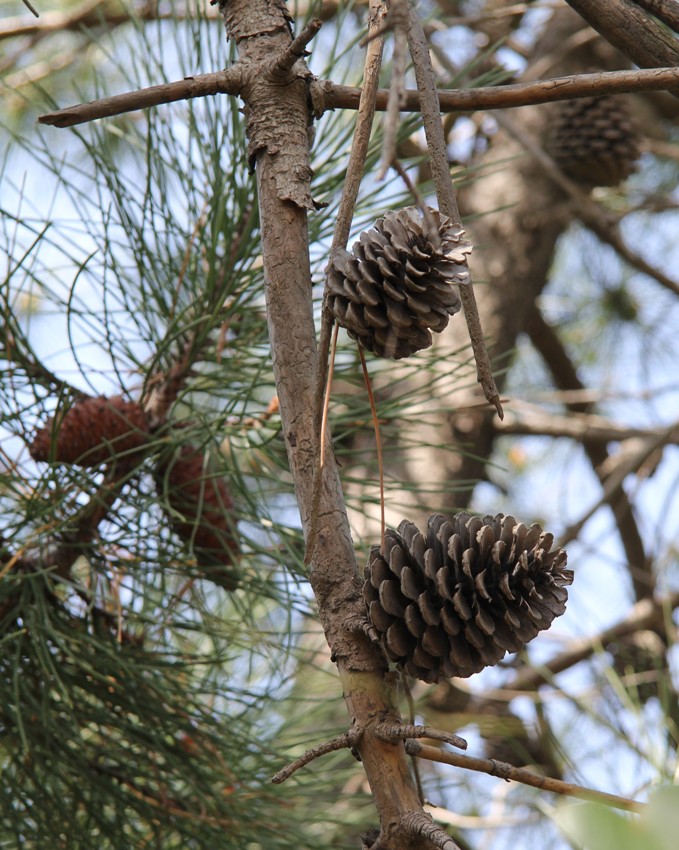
[363,513,572,683]
[548,95,640,187]
[327,206,472,359]
[155,445,240,590]
[30,396,149,467]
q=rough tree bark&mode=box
[217,1,448,847]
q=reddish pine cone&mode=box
[363,513,572,683]
[327,206,471,359]
[30,396,149,467]
[156,445,240,590]
[548,95,640,187]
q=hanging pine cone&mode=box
[363,512,572,683]
[547,95,640,187]
[30,396,150,467]
[155,445,240,590]
[327,206,472,359]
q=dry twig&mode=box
[406,5,503,418]
[406,741,644,812]
[304,0,387,565]
[38,68,679,128]
[272,728,363,784]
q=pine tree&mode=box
[2,2,679,849]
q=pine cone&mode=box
[327,206,471,359]
[30,396,149,467]
[156,445,240,589]
[548,95,640,187]
[363,512,572,683]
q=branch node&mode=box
[345,615,381,646]
[400,810,461,850]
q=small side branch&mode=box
[272,728,363,784]
[269,17,322,75]
[405,741,644,813]
[375,722,467,751]
[39,67,243,127]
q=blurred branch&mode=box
[38,67,679,128]
[405,741,643,812]
[526,309,654,600]
[497,591,679,692]
[559,419,678,547]
[632,0,679,31]
[564,0,679,73]
[495,403,679,444]
[0,0,177,41]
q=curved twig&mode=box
[271,728,363,784]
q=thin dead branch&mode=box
[271,728,363,784]
[405,741,644,812]
[406,5,503,418]
[37,67,679,128]
[377,0,408,180]
[305,0,387,565]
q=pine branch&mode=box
[564,0,679,75]
[405,741,643,813]
[495,403,679,444]
[37,67,679,128]
[216,1,427,846]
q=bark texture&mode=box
[218,1,437,846]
